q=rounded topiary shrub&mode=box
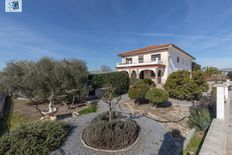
[82,112,139,150]
[145,88,169,105]
[143,78,155,86]
[128,80,149,103]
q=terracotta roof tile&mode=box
[118,44,195,59]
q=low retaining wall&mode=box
[199,93,230,155]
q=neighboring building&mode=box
[116,44,195,84]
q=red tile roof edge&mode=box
[118,44,195,60]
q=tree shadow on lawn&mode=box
[158,129,185,155]
[0,96,14,136]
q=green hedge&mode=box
[0,121,69,155]
[89,71,129,95]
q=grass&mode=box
[183,132,204,155]
[79,103,97,115]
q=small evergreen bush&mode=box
[128,81,149,103]
[164,70,208,100]
[143,79,155,86]
[0,121,69,155]
[145,88,169,105]
[129,78,140,86]
[189,108,211,132]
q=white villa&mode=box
[116,44,195,84]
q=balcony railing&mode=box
[116,59,163,68]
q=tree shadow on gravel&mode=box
[158,129,185,155]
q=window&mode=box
[138,55,144,63]
[126,58,132,64]
[177,56,180,63]
[151,54,161,61]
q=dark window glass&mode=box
[177,57,180,63]
[151,54,161,61]
[126,58,132,64]
[138,56,144,63]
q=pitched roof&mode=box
[118,44,195,59]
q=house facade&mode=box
[116,44,195,84]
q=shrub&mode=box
[89,71,129,96]
[128,81,149,103]
[0,121,69,155]
[143,79,155,86]
[164,70,207,100]
[82,112,139,150]
[145,88,169,105]
[192,70,209,93]
[129,78,140,86]
[189,108,211,132]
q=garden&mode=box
[0,58,222,155]
[127,69,214,154]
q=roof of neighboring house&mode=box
[118,44,195,59]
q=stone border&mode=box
[81,127,140,153]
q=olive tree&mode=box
[0,57,89,105]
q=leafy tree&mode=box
[0,58,89,104]
[100,65,112,73]
[192,61,201,71]
[202,66,221,80]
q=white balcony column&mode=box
[155,57,159,64]
[136,70,140,79]
[214,84,227,120]
[154,68,158,84]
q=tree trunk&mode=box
[70,95,75,109]
[109,101,112,122]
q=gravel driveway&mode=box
[50,96,179,155]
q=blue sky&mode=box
[0,0,232,70]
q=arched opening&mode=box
[139,70,155,81]
[157,70,162,83]
[131,70,137,79]
[158,70,162,77]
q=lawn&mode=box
[183,132,204,155]
[79,103,98,115]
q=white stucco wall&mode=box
[119,47,194,84]
[167,47,193,73]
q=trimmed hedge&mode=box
[89,71,129,95]
[0,121,69,155]
[145,88,169,105]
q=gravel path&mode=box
[50,95,179,155]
